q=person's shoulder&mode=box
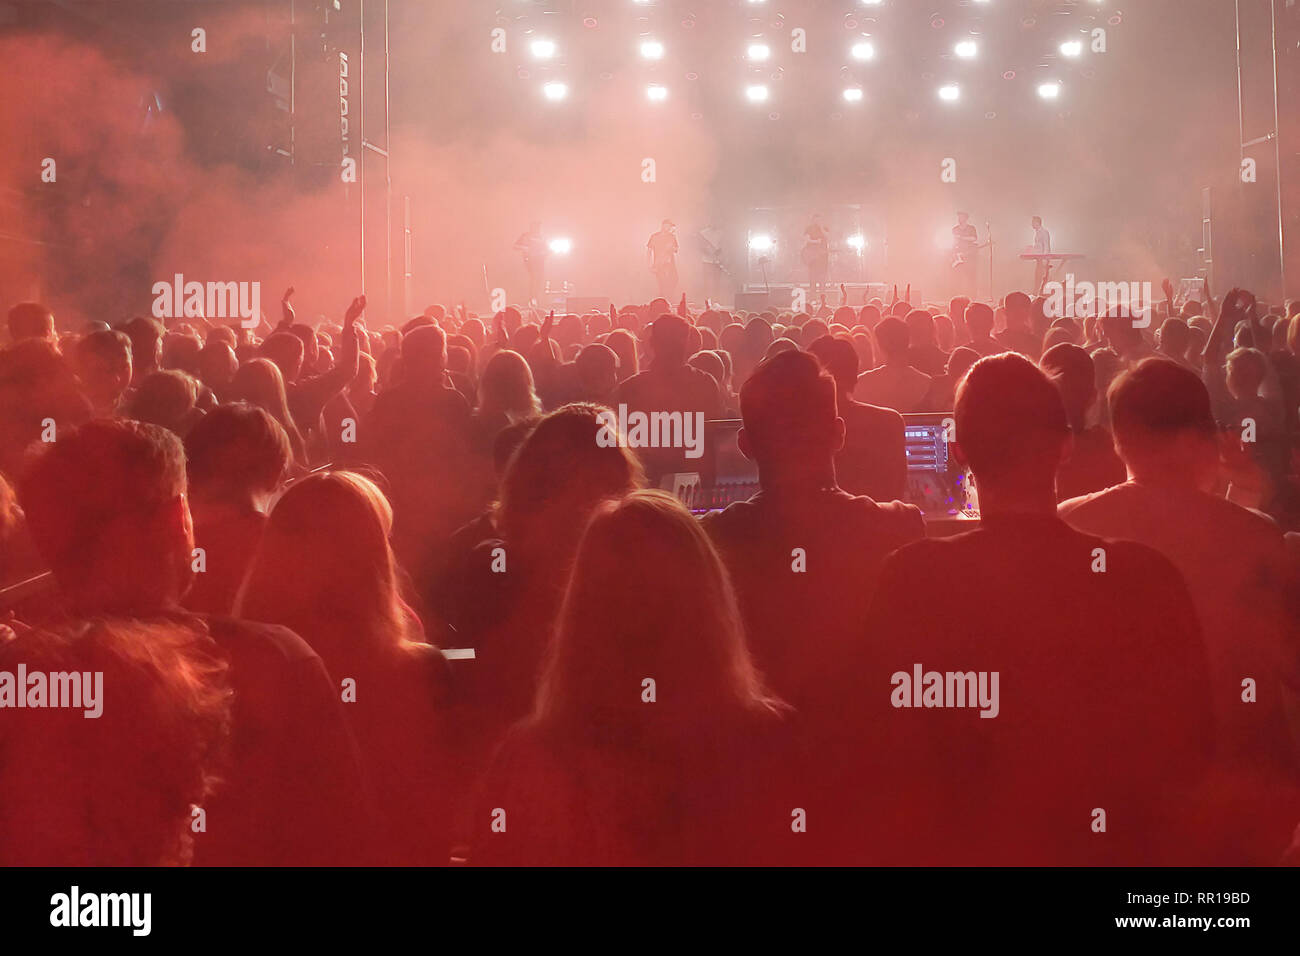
[874,531,968,580]
[200,614,324,667]
[438,382,472,408]
[1198,492,1283,542]
[700,497,759,536]
[837,490,925,534]
[850,399,904,426]
[685,364,720,393]
[396,641,453,701]
[1057,482,1130,517]
[1066,526,1185,584]
[615,369,650,396]
[365,386,401,417]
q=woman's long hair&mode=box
[477,349,541,423]
[236,470,422,672]
[603,329,639,382]
[496,403,644,568]
[230,358,306,463]
[532,490,783,737]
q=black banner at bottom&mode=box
[0,867,1290,942]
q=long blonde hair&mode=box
[533,490,782,736]
[237,471,421,670]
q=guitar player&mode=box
[951,211,981,298]
[802,213,831,296]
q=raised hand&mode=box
[281,287,296,326]
[344,294,366,327]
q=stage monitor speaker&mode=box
[565,296,612,314]
[734,288,794,311]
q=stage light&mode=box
[749,234,774,252]
[846,234,866,252]
[640,39,664,60]
[850,41,875,61]
[747,43,771,62]
[542,81,568,101]
[842,87,864,102]
[954,40,978,59]
[530,38,557,60]
[938,84,960,102]
[1059,39,1083,57]
[1037,81,1061,99]
[745,84,770,102]
[548,237,572,255]
[646,84,668,101]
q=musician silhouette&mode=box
[513,221,548,306]
[802,213,831,296]
[1030,216,1052,293]
[951,212,979,298]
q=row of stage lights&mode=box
[527,33,1089,104]
[539,80,1063,104]
[507,234,871,256]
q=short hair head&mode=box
[954,353,1068,487]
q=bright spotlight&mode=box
[842,87,864,102]
[745,84,770,103]
[747,43,771,62]
[954,40,978,59]
[846,233,866,252]
[530,38,557,60]
[850,41,875,61]
[548,237,572,255]
[542,81,568,101]
[1037,81,1061,99]
[749,234,774,252]
[646,84,668,102]
[640,39,664,60]
[938,84,961,102]
[1059,39,1084,57]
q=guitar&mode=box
[513,233,548,261]
[951,238,990,269]
[801,233,831,268]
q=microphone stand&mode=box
[985,221,994,303]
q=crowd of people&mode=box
[1,279,1298,866]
